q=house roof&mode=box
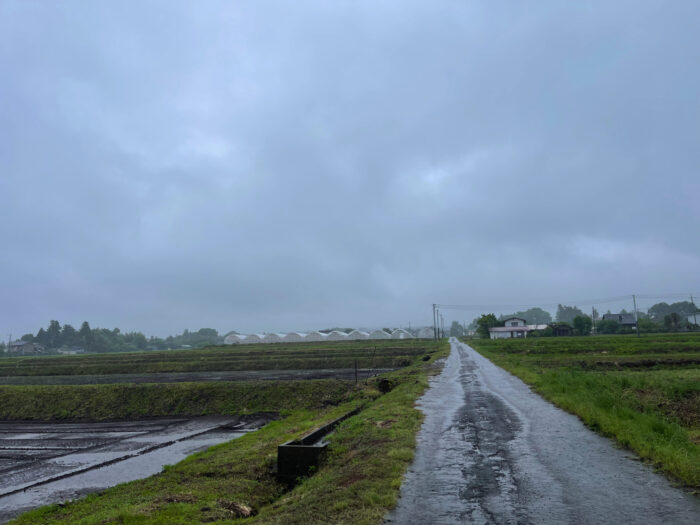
[502,317,527,322]
[602,313,636,324]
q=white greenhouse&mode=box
[224,333,246,345]
[326,330,349,341]
[391,329,413,339]
[368,329,391,339]
[243,334,263,344]
[283,332,306,343]
[305,331,328,342]
[262,333,284,344]
[417,327,435,339]
[347,330,369,340]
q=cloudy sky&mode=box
[1,1,699,337]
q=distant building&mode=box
[489,317,529,339]
[549,323,574,337]
[347,330,369,340]
[602,313,637,328]
[368,329,391,339]
[7,341,45,355]
[391,329,413,339]
[224,334,247,345]
[283,332,307,343]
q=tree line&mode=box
[469,301,699,338]
[3,321,223,353]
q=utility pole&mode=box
[432,304,438,341]
[632,294,640,338]
[691,295,698,329]
[591,307,596,335]
[440,313,445,339]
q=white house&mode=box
[489,317,529,339]
[326,330,349,341]
[283,332,306,343]
[305,331,328,342]
[368,329,391,339]
[391,329,413,339]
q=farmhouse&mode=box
[489,317,529,339]
[602,312,637,328]
[7,341,45,355]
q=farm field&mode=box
[0,340,432,377]
[468,333,700,488]
[7,340,450,524]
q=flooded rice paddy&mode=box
[0,416,271,522]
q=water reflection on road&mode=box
[387,338,700,524]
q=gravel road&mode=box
[387,338,700,524]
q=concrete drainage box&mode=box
[277,407,361,483]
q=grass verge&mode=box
[468,336,700,489]
[11,341,449,524]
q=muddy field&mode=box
[0,415,273,523]
[0,368,394,385]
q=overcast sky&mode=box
[1,1,699,337]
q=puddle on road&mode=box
[0,417,258,523]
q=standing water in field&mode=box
[0,416,271,523]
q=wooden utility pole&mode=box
[591,307,596,335]
[632,294,640,337]
[691,295,698,329]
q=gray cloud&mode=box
[1,1,699,336]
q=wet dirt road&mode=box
[387,338,700,524]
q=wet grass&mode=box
[468,334,700,489]
[0,340,432,377]
[10,341,450,524]
[0,380,362,421]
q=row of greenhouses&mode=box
[223,327,434,345]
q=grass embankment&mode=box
[11,340,449,524]
[0,381,356,421]
[468,333,700,489]
[0,340,430,377]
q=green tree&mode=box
[476,314,501,338]
[20,333,34,342]
[556,305,585,324]
[597,319,619,334]
[61,324,78,346]
[46,320,61,348]
[572,315,592,336]
[79,321,94,350]
[637,318,658,333]
[450,321,464,337]
[664,313,681,331]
